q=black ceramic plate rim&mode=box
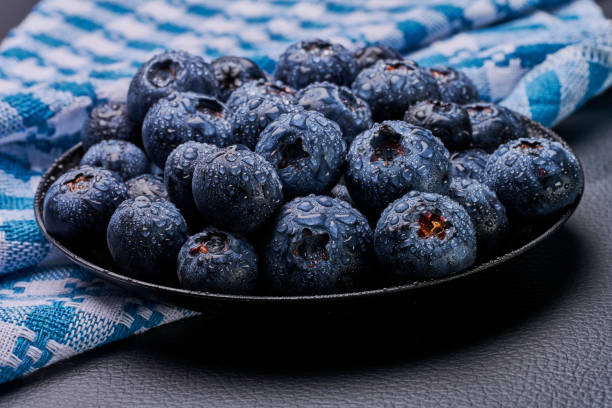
[33,116,584,305]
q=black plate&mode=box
[34,117,583,313]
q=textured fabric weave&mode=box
[0,0,610,384]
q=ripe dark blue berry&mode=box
[464,102,527,152]
[80,140,149,181]
[329,182,355,207]
[125,174,168,201]
[484,137,583,217]
[177,227,258,294]
[429,66,479,104]
[346,121,450,216]
[127,50,218,123]
[82,102,137,149]
[192,145,283,234]
[353,43,402,71]
[43,166,127,241]
[225,79,296,111]
[448,177,508,255]
[295,82,372,144]
[374,191,476,282]
[263,195,373,295]
[211,56,266,101]
[274,39,358,90]
[449,149,489,183]
[106,196,188,282]
[403,100,471,150]
[352,59,440,122]
[142,92,233,168]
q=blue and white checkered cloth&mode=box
[0,0,611,384]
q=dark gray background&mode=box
[1,1,611,407]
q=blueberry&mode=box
[353,43,402,71]
[448,177,508,255]
[177,227,258,294]
[125,174,168,201]
[164,141,218,224]
[449,149,489,183]
[127,50,218,123]
[107,196,188,282]
[352,59,440,122]
[429,66,479,104]
[211,56,266,102]
[374,191,476,282]
[142,92,233,168]
[82,102,138,149]
[225,79,296,111]
[274,39,358,89]
[255,111,346,199]
[43,166,127,241]
[262,195,373,295]
[80,140,149,181]
[464,102,527,152]
[403,100,471,150]
[329,183,356,207]
[295,82,372,144]
[346,121,450,216]
[484,137,583,217]
[192,145,283,234]
[232,96,302,150]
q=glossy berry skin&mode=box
[429,66,479,104]
[464,102,527,152]
[403,100,471,150]
[448,177,508,255]
[125,174,168,201]
[263,195,373,295]
[449,149,489,183]
[255,111,346,199]
[177,227,258,295]
[374,191,476,282]
[80,140,149,181]
[232,96,302,150]
[211,56,266,102]
[127,50,218,123]
[484,137,583,217]
[107,196,188,282]
[225,79,296,111]
[274,39,358,90]
[164,141,218,224]
[82,102,138,149]
[353,43,402,71]
[329,183,356,207]
[142,92,233,168]
[192,145,283,235]
[43,166,127,241]
[352,59,441,122]
[295,82,372,144]
[346,121,450,216]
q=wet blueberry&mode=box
[429,66,479,104]
[353,43,402,71]
[225,78,296,111]
[329,182,356,207]
[211,56,266,101]
[403,100,471,150]
[125,174,168,201]
[449,149,489,183]
[82,102,138,149]
[464,102,527,152]
[80,140,149,181]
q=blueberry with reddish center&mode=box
[374,191,476,282]
[274,39,358,89]
[43,165,127,241]
[255,111,346,199]
[177,227,258,294]
[464,102,527,152]
[125,174,168,201]
[262,195,373,295]
[106,196,188,282]
[353,43,402,71]
[80,140,149,181]
[484,137,583,217]
[295,82,372,144]
[346,121,450,216]
[142,92,233,168]
[225,79,296,111]
[211,56,266,102]
[82,102,138,149]
[192,145,283,234]
[352,59,440,121]
[429,66,479,104]
[449,149,489,182]
[403,100,471,150]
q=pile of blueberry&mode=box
[43,40,583,296]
